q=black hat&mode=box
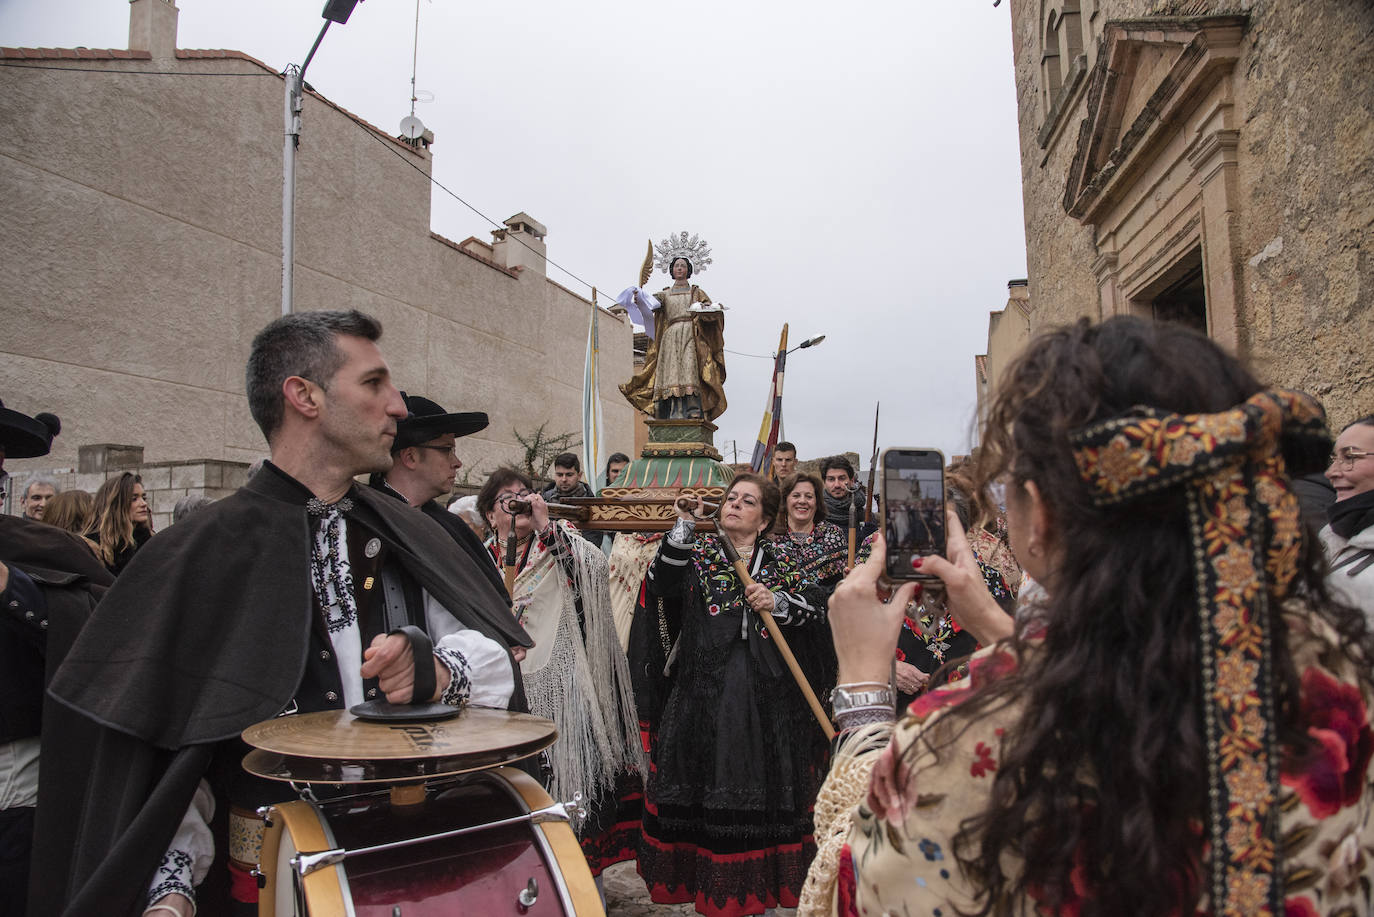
[0,399,61,459]
[393,393,488,452]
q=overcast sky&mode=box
[0,0,1028,467]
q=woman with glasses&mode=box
[1322,415,1374,620]
[475,467,643,879]
[633,472,830,917]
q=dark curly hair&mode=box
[929,316,1373,917]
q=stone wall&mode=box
[1006,0,1374,429]
[4,456,249,532]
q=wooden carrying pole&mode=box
[847,499,857,570]
[715,531,835,740]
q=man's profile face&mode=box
[773,451,796,478]
[552,465,580,493]
[24,484,56,521]
[824,468,853,499]
[315,335,407,476]
[414,434,461,502]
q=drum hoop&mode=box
[259,798,358,917]
[483,767,601,916]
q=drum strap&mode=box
[380,566,437,703]
[379,565,411,633]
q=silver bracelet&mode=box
[830,684,894,715]
[835,705,896,730]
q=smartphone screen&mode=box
[881,448,946,581]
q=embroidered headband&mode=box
[1071,389,1329,916]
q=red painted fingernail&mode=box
[911,557,923,569]
[913,584,923,599]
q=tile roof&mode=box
[0,47,152,59]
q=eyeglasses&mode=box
[1329,448,1373,471]
[414,445,459,458]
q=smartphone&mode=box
[880,447,947,581]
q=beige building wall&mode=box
[0,1,633,488]
[1007,0,1374,430]
[976,280,1033,430]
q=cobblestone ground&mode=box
[601,862,796,917]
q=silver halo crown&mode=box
[654,231,712,277]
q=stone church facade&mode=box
[992,0,1372,428]
[0,0,633,516]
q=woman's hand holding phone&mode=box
[918,507,1015,646]
[829,533,920,686]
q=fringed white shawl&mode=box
[512,522,644,807]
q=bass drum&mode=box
[258,767,603,916]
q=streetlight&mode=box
[282,0,366,315]
[788,334,826,354]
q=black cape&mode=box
[1,517,113,917]
[365,473,509,600]
[33,463,533,917]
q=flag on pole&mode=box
[750,323,789,474]
[582,292,605,494]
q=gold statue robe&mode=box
[619,283,728,421]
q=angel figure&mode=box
[617,232,727,421]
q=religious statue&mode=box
[617,232,728,421]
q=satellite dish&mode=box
[399,115,426,140]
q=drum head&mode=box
[241,708,558,785]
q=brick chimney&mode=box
[491,212,548,276]
[129,0,179,62]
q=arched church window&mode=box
[1058,0,1084,63]
[1042,9,1063,117]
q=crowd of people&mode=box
[2,311,1371,917]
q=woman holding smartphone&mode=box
[801,317,1373,917]
[635,472,830,917]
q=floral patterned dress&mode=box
[802,604,1374,916]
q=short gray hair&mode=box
[172,494,213,524]
[23,475,59,499]
[245,310,383,442]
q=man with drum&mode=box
[32,311,533,917]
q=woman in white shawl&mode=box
[478,466,644,875]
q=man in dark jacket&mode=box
[370,392,509,600]
[820,454,877,545]
[540,451,594,503]
[34,311,532,917]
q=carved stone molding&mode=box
[1063,15,1247,223]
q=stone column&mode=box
[1186,127,1243,353]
